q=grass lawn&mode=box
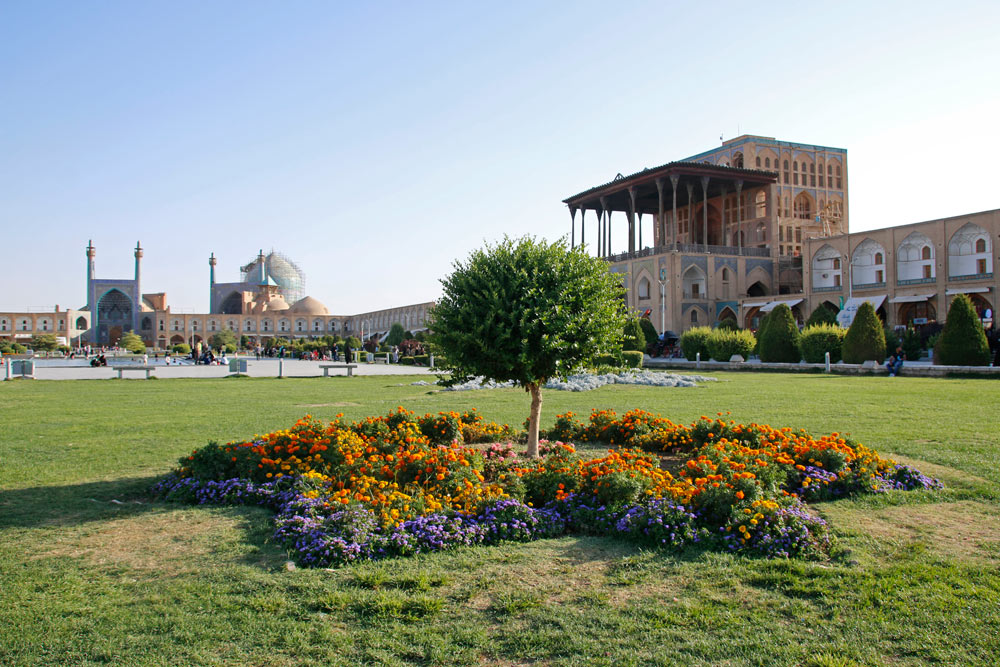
[1,372,998,666]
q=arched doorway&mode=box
[220,292,243,315]
[747,281,768,297]
[97,289,132,345]
[717,306,737,325]
[898,300,937,326]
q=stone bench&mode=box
[319,364,358,377]
[114,365,156,379]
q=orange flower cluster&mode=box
[177,411,507,527]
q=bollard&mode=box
[278,358,283,379]
[429,354,434,369]
[696,352,701,369]
[5,362,10,381]
[825,351,831,373]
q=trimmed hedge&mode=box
[171,343,191,354]
[622,318,646,352]
[706,329,756,361]
[679,327,713,361]
[842,302,885,364]
[758,304,801,363]
[799,324,847,363]
[936,294,991,365]
[620,350,644,368]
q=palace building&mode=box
[563,135,995,332]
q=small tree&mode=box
[842,302,885,363]
[622,318,646,352]
[120,330,146,354]
[385,323,406,347]
[805,303,838,328]
[936,294,990,365]
[758,304,801,362]
[753,311,771,357]
[429,236,627,458]
[638,318,658,348]
[30,333,59,352]
[210,329,237,352]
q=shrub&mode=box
[799,324,847,363]
[679,326,713,361]
[716,317,738,331]
[753,311,771,356]
[706,329,755,361]
[171,343,191,354]
[620,350,643,368]
[900,327,923,361]
[622,318,646,352]
[399,356,416,365]
[638,318,658,347]
[935,294,991,365]
[757,304,800,363]
[805,303,838,327]
[842,302,885,364]
[883,326,900,354]
[413,354,430,366]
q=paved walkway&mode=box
[13,360,441,381]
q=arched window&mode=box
[921,246,931,260]
[755,156,761,168]
[76,316,87,329]
[690,310,699,324]
[794,193,814,220]
[682,266,706,299]
[637,277,650,300]
[874,252,883,265]
[765,157,771,169]
[141,316,152,330]
[755,191,766,218]
[733,152,744,168]
[976,238,987,253]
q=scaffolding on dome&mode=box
[240,250,306,304]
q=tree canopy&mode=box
[385,323,406,347]
[120,330,146,354]
[429,236,627,457]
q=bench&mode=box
[319,364,358,377]
[114,365,156,379]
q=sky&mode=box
[2,0,999,313]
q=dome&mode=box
[240,250,306,304]
[289,296,329,315]
[262,295,289,312]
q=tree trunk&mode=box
[526,382,543,458]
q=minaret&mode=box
[209,252,217,312]
[134,241,143,333]
[86,241,96,340]
[258,249,266,284]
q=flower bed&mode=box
[152,407,941,567]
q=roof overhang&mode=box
[945,286,991,295]
[563,161,778,215]
[888,294,936,304]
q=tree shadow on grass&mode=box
[0,476,162,530]
[0,477,289,571]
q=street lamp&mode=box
[657,279,670,333]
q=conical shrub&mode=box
[805,303,838,328]
[842,302,885,363]
[758,304,801,362]
[935,294,990,366]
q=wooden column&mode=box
[569,206,577,248]
[736,180,744,253]
[701,176,710,252]
[719,184,728,246]
[685,183,694,246]
[580,208,586,251]
[628,187,638,255]
[670,175,679,249]
[655,178,665,248]
[600,197,610,258]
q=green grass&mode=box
[1,373,999,666]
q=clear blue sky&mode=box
[2,1,999,313]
